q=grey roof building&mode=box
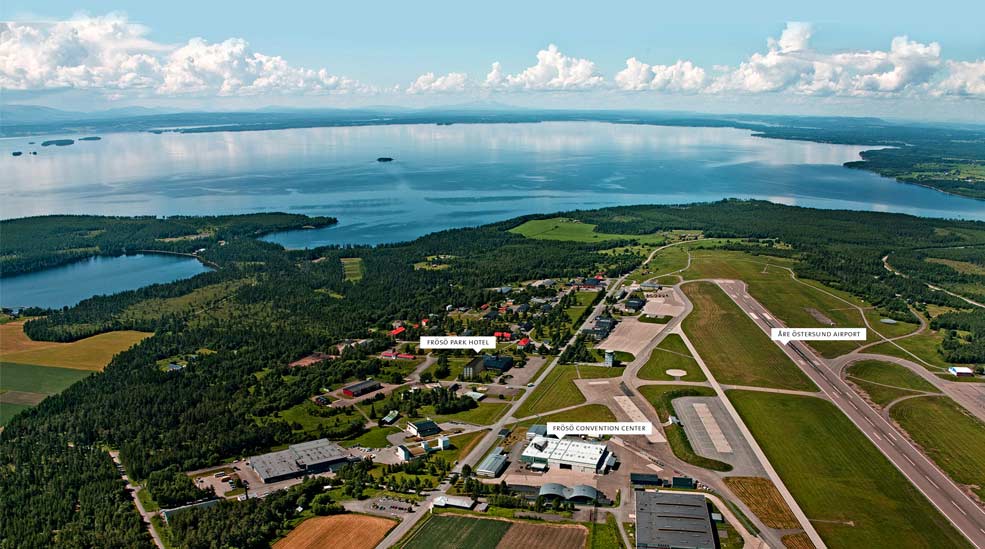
[250,439,352,483]
[635,491,716,549]
[476,447,508,478]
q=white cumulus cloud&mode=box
[615,58,706,92]
[406,71,468,94]
[0,13,365,96]
[485,44,603,90]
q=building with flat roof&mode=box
[526,424,548,440]
[342,379,381,397]
[406,419,441,437]
[432,496,475,510]
[520,436,615,473]
[476,448,508,478]
[635,491,716,549]
[949,366,975,377]
[249,439,352,483]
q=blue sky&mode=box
[3,1,984,120]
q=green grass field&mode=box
[588,515,622,549]
[274,400,364,436]
[517,404,617,426]
[891,396,985,499]
[729,390,970,549]
[340,426,400,448]
[341,257,364,282]
[681,283,816,391]
[683,250,875,357]
[845,360,938,407]
[514,365,622,418]
[0,362,93,393]
[638,334,707,382]
[426,401,510,425]
[402,514,511,549]
[0,402,32,426]
[863,310,921,339]
[509,217,666,244]
[866,331,956,371]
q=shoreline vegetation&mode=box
[3,109,982,200]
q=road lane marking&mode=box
[951,501,968,516]
[864,417,875,426]
[925,476,940,490]
[903,455,917,466]
[872,432,882,441]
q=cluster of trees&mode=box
[145,466,213,508]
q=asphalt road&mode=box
[718,279,985,549]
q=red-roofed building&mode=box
[518,338,530,347]
[494,331,503,337]
[397,353,415,360]
[390,326,406,336]
[381,351,397,359]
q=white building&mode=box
[520,436,615,473]
[949,366,975,377]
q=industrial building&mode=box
[635,491,716,549]
[342,379,381,397]
[520,436,615,473]
[476,447,509,477]
[538,483,605,504]
[406,419,441,437]
[464,354,515,380]
[249,439,353,483]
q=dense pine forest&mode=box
[1,200,983,548]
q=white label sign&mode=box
[420,336,496,353]
[771,328,866,345]
[547,422,652,437]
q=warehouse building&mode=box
[520,436,615,473]
[249,439,353,483]
[635,491,716,549]
[342,379,381,397]
[406,419,441,437]
[476,447,509,478]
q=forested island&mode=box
[0,213,338,277]
[3,108,982,199]
[1,200,983,547]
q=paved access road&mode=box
[717,279,985,549]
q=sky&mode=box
[3,1,984,121]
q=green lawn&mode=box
[863,310,921,339]
[341,257,364,282]
[891,396,985,499]
[426,401,510,425]
[402,514,510,549]
[517,404,617,426]
[509,217,666,245]
[588,515,622,549]
[0,361,92,394]
[274,400,364,436]
[845,360,938,407]
[681,283,817,391]
[683,250,875,357]
[0,402,32,426]
[866,331,956,371]
[514,365,622,418]
[426,357,471,381]
[729,390,970,549]
[638,334,707,382]
[340,426,400,448]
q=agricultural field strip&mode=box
[716,280,985,545]
[673,327,825,547]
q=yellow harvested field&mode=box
[0,321,60,353]
[724,476,800,529]
[274,514,396,549]
[496,522,587,549]
[782,532,816,549]
[0,327,150,371]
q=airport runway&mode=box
[716,279,985,548]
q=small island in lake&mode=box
[377,156,394,162]
[41,139,75,147]
[79,136,102,141]
[12,151,23,156]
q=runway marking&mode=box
[850,402,860,411]
[872,432,882,441]
[903,455,917,467]
[587,380,610,385]
[864,417,875,426]
[886,431,898,441]
[748,312,758,320]
[647,463,663,473]
[952,501,968,516]
[614,395,665,443]
[926,476,940,490]
[692,403,734,454]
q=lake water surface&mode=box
[3,122,984,249]
[0,254,210,309]
[3,121,984,307]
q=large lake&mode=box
[3,122,984,250]
[3,121,985,307]
[0,254,210,309]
